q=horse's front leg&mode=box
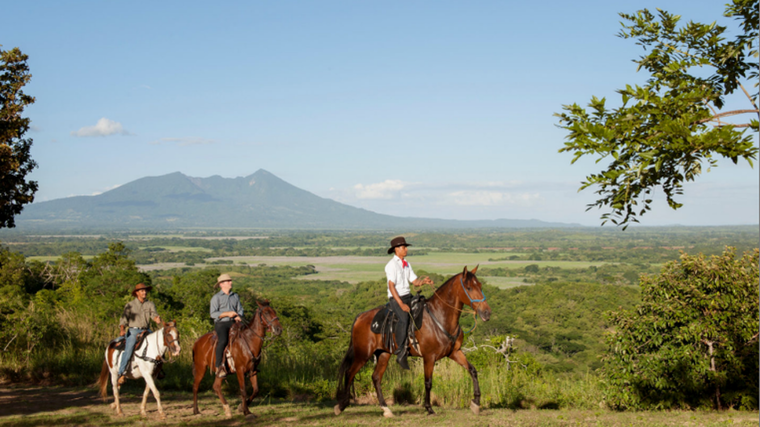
[212,377,232,418]
[372,352,394,418]
[142,370,166,420]
[449,349,481,414]
[236,370,252,416]
[246,370,259,405]
[423,355,436,415]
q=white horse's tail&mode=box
[97,359,111,399]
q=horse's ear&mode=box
[472,264,479,275]
[462,266,468,277]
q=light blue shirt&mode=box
[210,290,244,323]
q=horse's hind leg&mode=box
[140,383,151,417]
[334,351,371,415]
[110,371,124,416]
[372,352,394,418]
[192,362,205,415]
[142,372,165,420]
[449,349,481,414]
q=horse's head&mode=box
[257,300,283,337]
[457,266,491,322]
[162,320,181,357]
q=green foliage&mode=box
[602,247,759,410]
[556,1,759,227]
[0,46,38,228]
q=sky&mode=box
[2,0,758,227]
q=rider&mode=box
[118,283,162,385]
[385,236,433,370]
[210,273,243,378]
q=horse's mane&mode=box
[428,271,464,302]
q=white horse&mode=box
[97,321,181,419]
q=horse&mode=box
[335,266,491,417]
[191,300,282,418]
[97,320,181,419]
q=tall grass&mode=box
[0,314,606,410]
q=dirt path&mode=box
[0,386,758,426]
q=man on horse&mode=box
[118,283,163,385]
[385,236,433,369]
[210,273,244,378]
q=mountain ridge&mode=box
[15,170,583,231]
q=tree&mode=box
[602,247,759,410]
[0,46,38,228]
[556,0,759,228]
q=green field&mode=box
[192,252,612,284]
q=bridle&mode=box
[162,324,181,362]
[248,307,280,350]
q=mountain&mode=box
[14,170,582,231]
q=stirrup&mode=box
[216,366,227,378]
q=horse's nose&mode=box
[478,306,491,322]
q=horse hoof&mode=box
[381,406,394,418]
[333,404,342,416]
[223,404,232,419]
[244,413,256,419]
[159,414,166,421]
[109,402,116,409]
[140,411,147,418]
[470,400,480,415]
[426,407,436,416]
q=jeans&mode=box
[215,321,234,368]
[389,294,412,355]
[118,327,147,376]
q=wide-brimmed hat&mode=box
[131,283,152,296]
[387,236,412,254]
[217,273,233,285]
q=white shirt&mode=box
[385,255,418,298]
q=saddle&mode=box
[371,293,426,352]
[211,322,251,374]
[108,330,165,379]
[109,330,149,352]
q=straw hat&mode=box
[217,273,232,285]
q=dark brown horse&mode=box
[335,266,491,417]
[192,300,282,418]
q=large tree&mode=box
[555,0,759,228]
[602,248,759,410]
[0,46,38,229]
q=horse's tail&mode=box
[97,360,110,400]
[335,333,356,406]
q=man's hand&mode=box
[400,303,410,313]
[119,325,126,337]
[234,316,242,323]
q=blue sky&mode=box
[3,1,758,226]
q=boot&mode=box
[396,347,410,370]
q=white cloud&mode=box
[71,118,132,137]
[447,190,541,207]
[353,180,406,199]
[152,137,216,146]
[91,184,121,196]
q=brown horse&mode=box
[335,266,491,417]
[191,300,282,418]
